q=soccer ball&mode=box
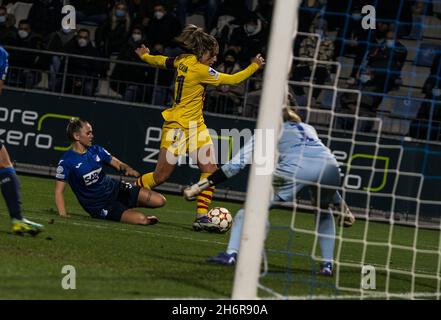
[208,207,233,233]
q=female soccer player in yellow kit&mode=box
[135,24,265,231]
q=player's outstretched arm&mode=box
[54,180,70,218]
[201,54,265,87]
[135,44,175,69]
[110,157,140,178]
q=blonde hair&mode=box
[282,107,302,123]
[175,24,219,60]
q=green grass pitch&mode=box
[0,175,439,299]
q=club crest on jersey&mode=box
[208,67,219,79]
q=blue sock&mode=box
[317,208,335,264]
[0,171,23,220]
[226,208,245,255]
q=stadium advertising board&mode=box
[1,90,440,219]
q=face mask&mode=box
[154,11,164,20]
[132,33,142,42]
[360,74,371,84]
[245,24,257,34]
[115,9,126,18]
[0,16,6,23]
[78,38,88,47]
[433,88,441,97]
[18,30,29,39]
[62,27,72,34]
[386,40,395,48]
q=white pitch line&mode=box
[36,216,229,246]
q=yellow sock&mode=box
[135,172,157,190]
[197,172,215,217]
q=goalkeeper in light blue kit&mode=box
[184,98,354,276]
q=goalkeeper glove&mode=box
[336,200,355,228]
[183,178,212,200]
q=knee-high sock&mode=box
[226,207,271,255]
[196,172,215,217]
[317,208,336,264]
[0,171,23,220]
[227,208,244,254]
[135,172,156,190]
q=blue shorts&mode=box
[92,181,141,222]
[272,160,341,208]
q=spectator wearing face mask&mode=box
[145,2,182,56]
[228,10,268,67]
[63,29,104,96]
[365,29,407,94]
[2,19,44,89]
[95,2,132,57]
[206,49,245,113]
[110,26,150,102]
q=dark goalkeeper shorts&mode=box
[94,181,141,222]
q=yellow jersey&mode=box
[140,53,260,128]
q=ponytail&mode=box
[175,24,219,60]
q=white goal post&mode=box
[232,0,301,300]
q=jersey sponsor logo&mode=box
[75,162,83,168]
[208,67,219,79]
[82,168,102,186]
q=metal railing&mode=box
[3,44,441,143]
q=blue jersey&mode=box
[221,121,336,179]
[56,145,117,216]
[0,47,9,81]
[276,121,335,177]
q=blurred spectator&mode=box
[27,0,63,41]
[365,29,407,94]
[291,18,335,103]
[298,0,324,33]
[409,52,441,140]
[126,0,152,27]
[176,0,220,31]
[144,43,175,105]
[95,2,132,57]
[422,52,441,100]
[63,29,104,96]
[409,98,441,141]
[228,10,267,67]
[207,49,244,113]
[46,25,76,91]
[0,5,16,41]
[71,0,112,26]
[110,25,149,102]
[3,19,44,88]
[145,2,182,56]
[376,0,413,37]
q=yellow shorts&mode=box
[160,122,213,156]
